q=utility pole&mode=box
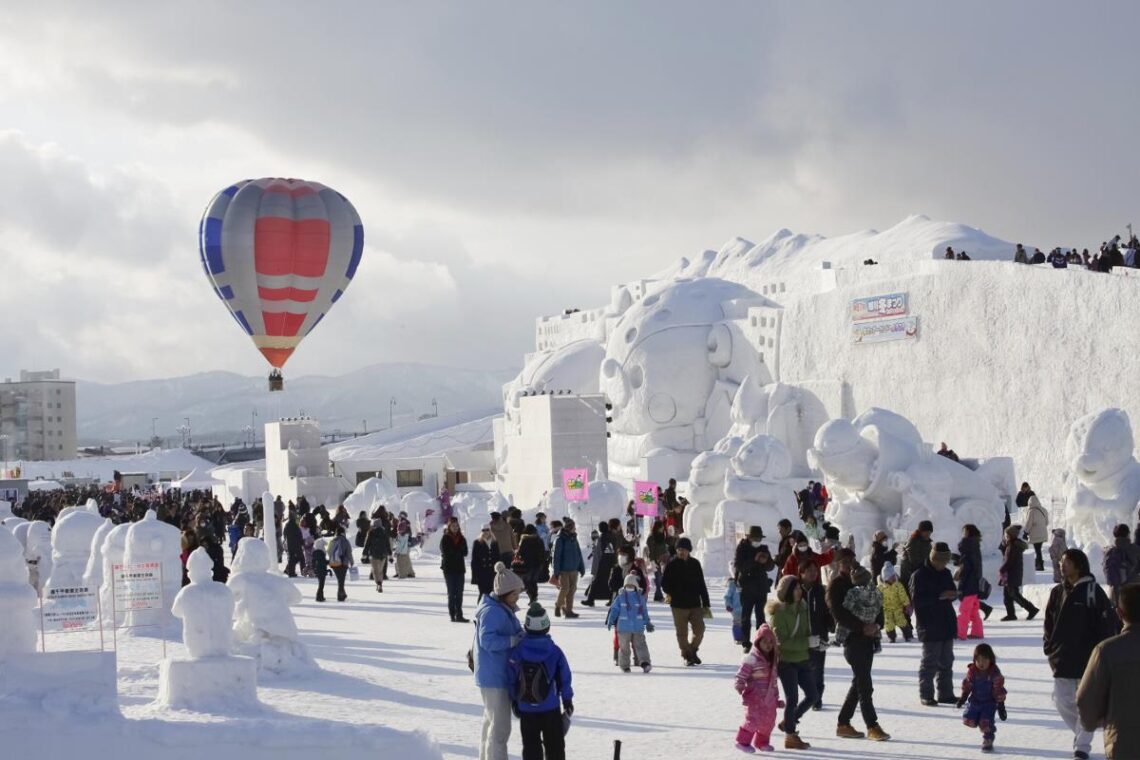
[432,397,438,417]
[389,397,396,429]
[184,417,191,448]
[251,410,258,445]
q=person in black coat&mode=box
[910,542,959,705]
[999,525,1038,620]
[870,530,896,581]
[583,522,616,606]
[954,524,992,638]
[798,560,833,710]
[733,525,774,649]
[282,517,304,577]
[661,537,711,666]
[439,517,469,622]
[470,525,499,602]
[513,525,546,604]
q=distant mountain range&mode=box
[76,363,516,445]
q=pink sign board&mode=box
[561,468,589,501]
[633,480,659,516]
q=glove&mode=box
[956,696,966,708]
[512,702,522,719]
[726,606,733,613]
[703,607,713,619]
[997,703,1007,721]
[563,699,574,717]
[646,622,655,633]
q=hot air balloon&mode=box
[198,178,363,391]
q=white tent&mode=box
[173,467,224,491]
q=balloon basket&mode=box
[268,370,284,392]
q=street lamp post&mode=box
[184,417,192,448]
[251,410,258,446]
[432,397,438,417]
[389,397,396,429]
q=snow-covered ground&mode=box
[9,553,1098,760]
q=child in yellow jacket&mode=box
[879,561,913,643]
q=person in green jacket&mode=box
[768,575,818,750]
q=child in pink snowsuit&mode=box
[733,623,781,753]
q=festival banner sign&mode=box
[632,480,659,517]
[561,468,589,502]
[852,315,919,345]
[41,584,99,632]
[112,561,163,612]
[850,292,908,322]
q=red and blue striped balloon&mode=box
[198,178,363,368]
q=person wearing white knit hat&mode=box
[474,561,525,760]
[606,573,655,673]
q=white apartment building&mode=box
[0,369,78,461]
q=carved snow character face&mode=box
[599,278,758,436]
[731,435,792,481]
[807,419,878,492]
[1066,409,1135,486]
[232,537,271,574]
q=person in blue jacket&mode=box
[552,518,586,619]
[508,601,574,760]
[606,573,655,672]
[473,562,525,760]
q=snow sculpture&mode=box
[11,520,30,548]
[97,523,130,627]
[684,435,745,541]
[699,435,800,575]
[2,515,27,533]
[599,278,774,482]
[44,502,104,597]
[82,518,114,597]
[228,537,317,676]
[122,510,181,631]
[24,521,52,594]
[344,476,400,515]
[0,527,37,656]
[808,408,1006,556]
[400,491,440,535]
[1062,409,1140,554]
[156,547,259,711]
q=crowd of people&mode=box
[10,477,1140,760]
[941,232,1140,273]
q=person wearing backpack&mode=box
[327,525,353,602]
[1103,523,1140,604]
[312,533,329,602]
[474,562,526,760]
[1044,548,1119,760]
[508,602,574,760]
[606,573,655,673]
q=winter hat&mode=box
[748,525,764,540]
[775,574,800,603]
[493,561,526,597]
[1005,524,1022,538]
[931,542,952,564]
[918,520,934,533]
[524,602,550,634]
[623,574,640,589]
[676,537,693,551]
[1052,528,1066,537]
[852,566,872,586]
[881,561,897,582]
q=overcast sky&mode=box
[3,2,1138,383]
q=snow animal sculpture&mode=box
[24,521,52,594]
[122,510,182,630]
[599,278,774,483]
[82,518,114,601]
[97,523,131,627]
[807,408,1006,557]
[1062,408,1140,553]
[0,528,37,656]
[43,503,104,596]
[227,537,316,675]
[684,376,829,541]
[172,548,234,658]
[698,435,800,576]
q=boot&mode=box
[734,727,756,753]
[902,626,914,642]
[981,735,994,753]
[886,630,896,643]
[867,725,891,741]
[836,724,865,739]
[555,607,562,617]
[691,649,702,665]
[1026,606,1039,620]
[784,733,810,750]
[564,610,580,619]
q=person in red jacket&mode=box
[783,533,835,578]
